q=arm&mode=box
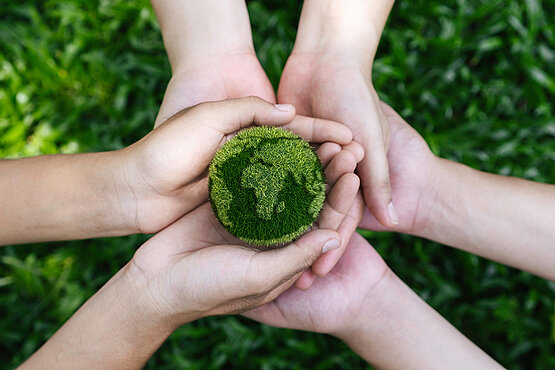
[246,233,502,369]
[150,0,275,127]
[294,0,395,60]
[277,0,396,283]
[18,263,173,369]
[360,102,555,280]
[20,118,361,368]
[1,98,354,245]
[0,152,136,245]
[419,158,555,280]
[150,0,253,71]
[340,268,501,369]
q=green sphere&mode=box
[208,126,326,247]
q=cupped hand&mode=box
[127,144,361,325]
[243,231,389,336]
[155,52,276,128]
[121,97,354,234]
[279,51,394,226]
[278,52,389,282]
[359,102,440,235]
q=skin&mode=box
[246,103,554,367]
[360,103,555,281]
[276,0,399,284]
[0,97,355,245]
[150,0,275,127]
[245,233,503,370]
[279,0,397,228]
[21,112,361,369]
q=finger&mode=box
[311,192,364,278]
[358,138,397,227]
[318,173,359,231]
[316,142,342,167]
[279,115,353,145]
[249,229,341,291]
[325,150,357,187]
[188,96,296,135]
[342,141,365,163]
[294,270,316,290]
[174,176,209,215]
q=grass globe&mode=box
[208,126,326,247]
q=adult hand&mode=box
[277,0,396,281]
[279,0,397,228]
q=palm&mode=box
[155,53,275,127]
[359,103,436,234]
[278,52,392,225]
[244,232,387,334]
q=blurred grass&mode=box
[0,0,554,368]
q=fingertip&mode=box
[274,103,295,113]
[343,141,365,163]
[295,270,316,290]
[317,142,342,167]
[312,247,342,277]
[362,186,397,228]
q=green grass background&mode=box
[1,0,554,368]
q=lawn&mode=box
[1,0,554,368]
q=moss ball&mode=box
[208,126,326,247]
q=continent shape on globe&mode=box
[208,126,326,246]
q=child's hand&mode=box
[121,97,354,234]
[127,144,360,325]
[23,151,361,368]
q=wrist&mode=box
[25,262,176,368]
[334,265,501,368]
[333,268,399,343]
[294,0,394,61]
[151,0,255,73]
[413,157,472,243]
[97,149,143,235]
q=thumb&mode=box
[251,230,341,289]
[187,96,296,135]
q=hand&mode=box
[278,52,390,281]
[128,146,361,325]
[359,102,440,235]
[121,97,355,234]
[244,231,502,369]
[155,52,275,128]
[23,152,361,368]
[362,104,555,281]
[151,0,275,127]
[244,231,388,336]
[276,0,396,280]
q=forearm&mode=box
[0,152,136,245]
[294,0,395,59]
[338,270,501,369]
[150,0,254,72]
[21,263,175,369]
[419,158,555,280]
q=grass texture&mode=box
[209,126,325,246]
[0,0,554,368]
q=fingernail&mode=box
[388,201,399,225]
[322,239,341,254]
[275,103,293,112]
